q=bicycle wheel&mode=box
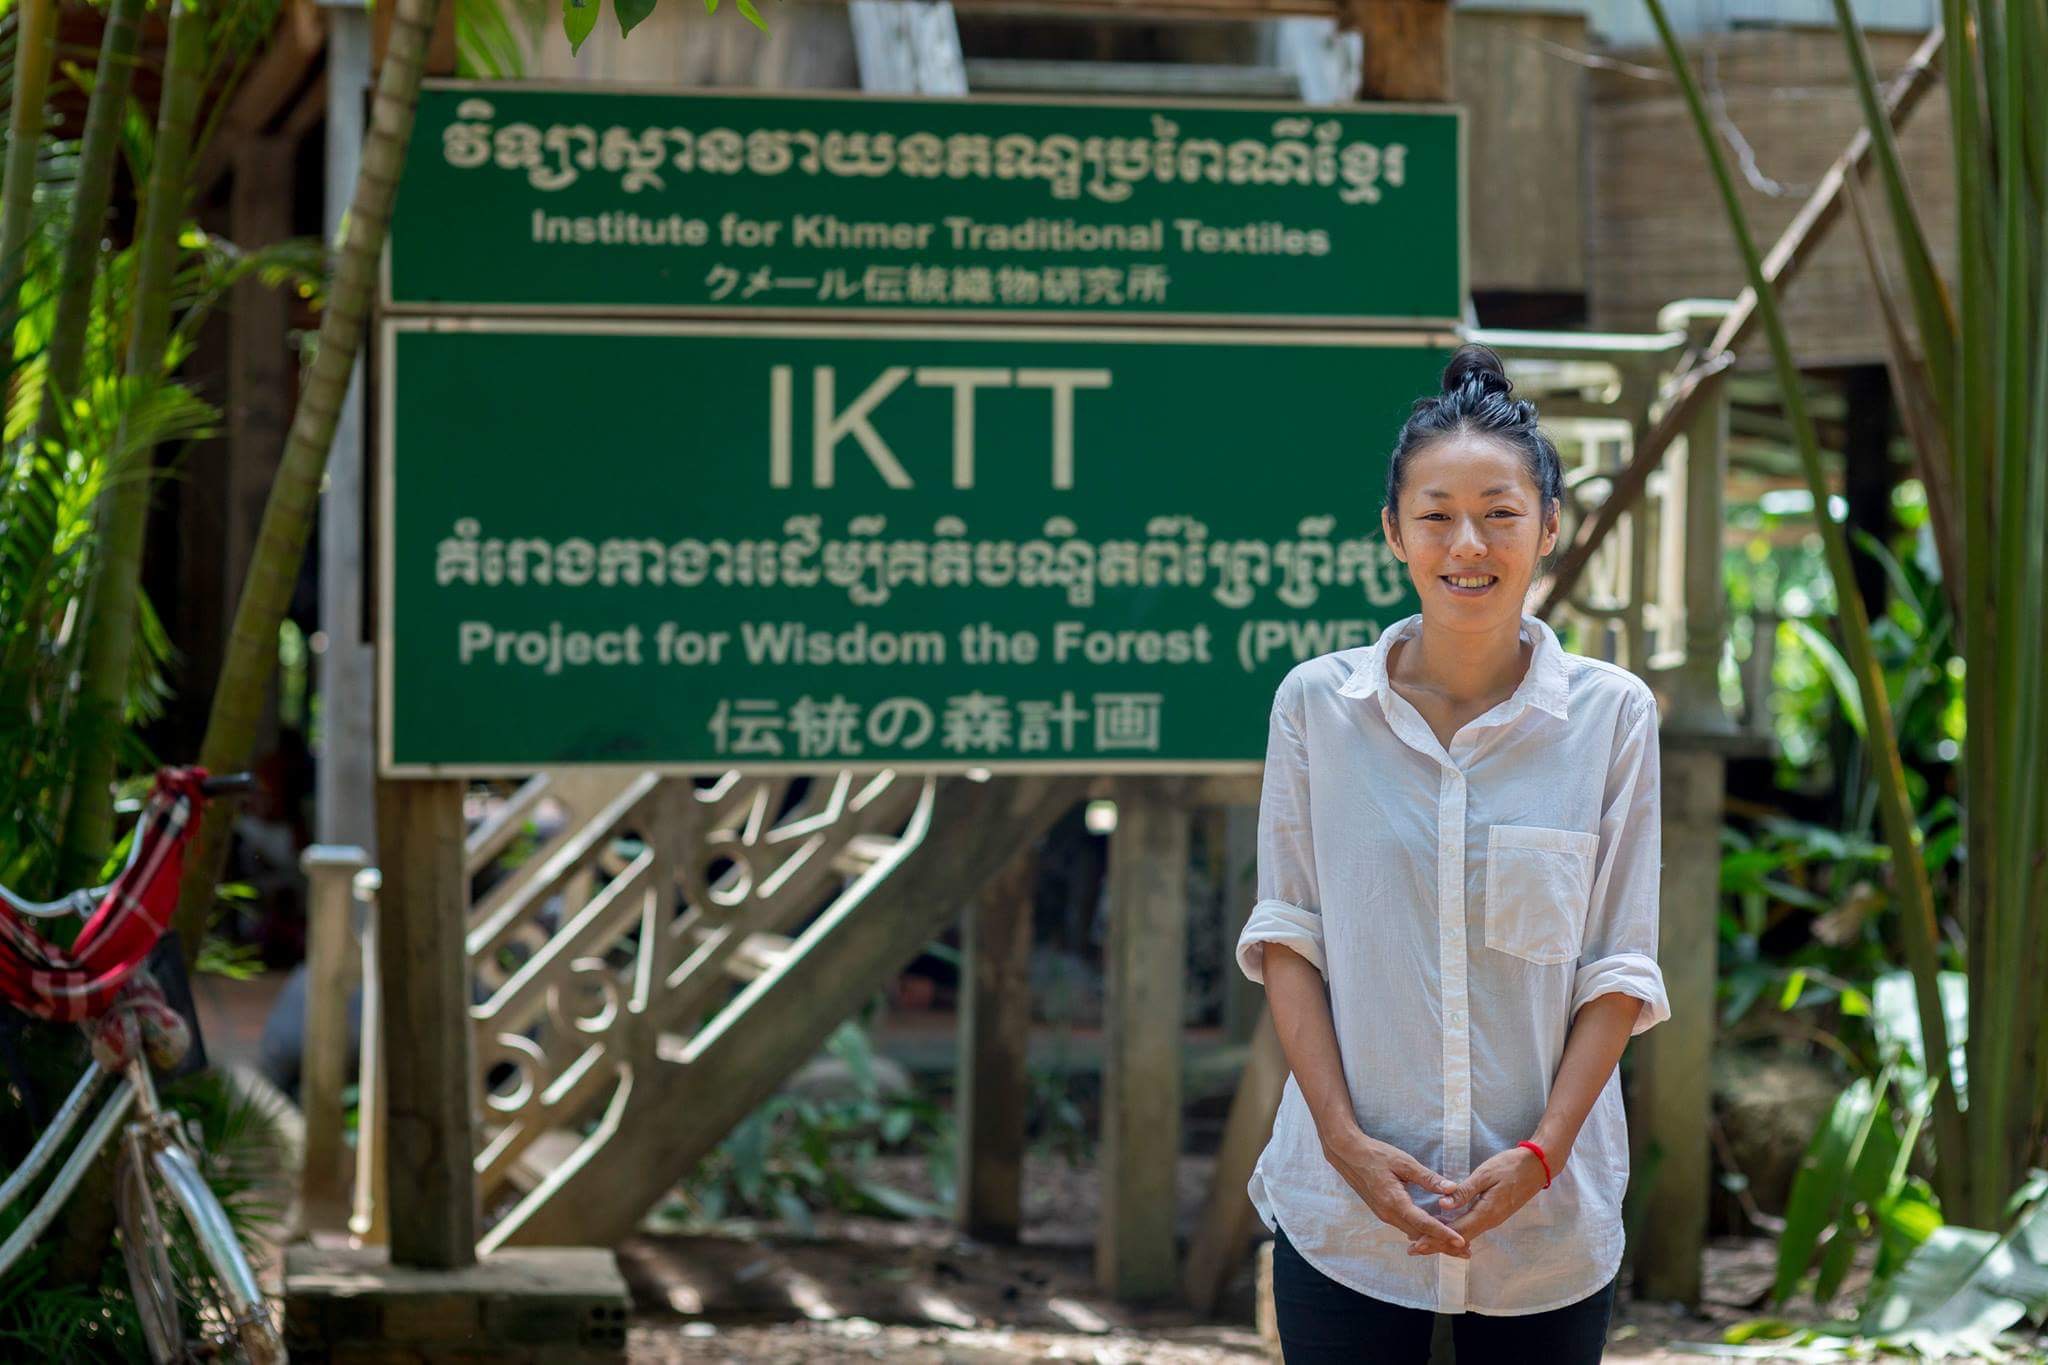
[115,1132,287,1363]
[114,1131,182,1362]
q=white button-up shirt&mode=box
[1237,611,1670,1316]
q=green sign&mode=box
[387,83,1465,327]
[379,320,1451,774]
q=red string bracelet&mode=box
[1517,1140,1554,1189]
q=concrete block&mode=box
[285,1243,630,1364]
[381,1291,483,1342]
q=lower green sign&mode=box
[379,320,1450,774]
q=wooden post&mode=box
[1184,1008,1286,1312]
[1097,781,1189,1300]
[1632,302,1735,1306]
[315,1,377,854]
[1633,747,1722,1305]
[351,866,388,1245]
[1220,805,1261,1045]
[373,779,478,1269]
[1347,0,1450,102]
[299,844,368,1235]
[956,842,1038,1243]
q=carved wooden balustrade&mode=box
[303,766,944,1247]
[1475,324,1689,676]
[468,768,932,1236]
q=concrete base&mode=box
[284,1244,630,1364]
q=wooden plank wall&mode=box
[1588,28,1954,367]
[1453,11,1589,295]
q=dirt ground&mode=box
[616,1154,1869,1363]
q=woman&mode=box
[1238,344,1669,1364]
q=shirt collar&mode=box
[1337,612,1571,722]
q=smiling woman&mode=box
[1236,343,1666,1365]
[1378,345,1564,628]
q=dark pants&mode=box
[1271,1226,1616,1364]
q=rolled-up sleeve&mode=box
[1574,695,1671,1034]
[1236,670,1326,985]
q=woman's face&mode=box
[1381,435,1559,632]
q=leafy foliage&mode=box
[0,45,324,904]
[660,1019,955,1233]
[1650,0,2048,1235]
[544,0,765,55]
[0,0,316,1326]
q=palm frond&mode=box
[459,0,548,78]
[1840,173,1959,619]
[1826,0,1957,414]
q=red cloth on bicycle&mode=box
[0,768,208,1022]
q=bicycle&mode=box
[0,768,286,1363]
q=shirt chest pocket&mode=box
[1485,824,1602,966]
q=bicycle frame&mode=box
[119,1062,268,1313]
[0,1060,134,1276]
[0,1053,265,1315]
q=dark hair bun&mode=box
[1440,343,1513,401]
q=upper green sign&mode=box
[388,82,1465,327]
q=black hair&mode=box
[1382,343,1566,537]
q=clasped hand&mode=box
[1410,1144,1548,1256]
[1322,1129,1548,1259]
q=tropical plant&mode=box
[458,0,550,77]
[0,0,325,1308]
[170,0,768,961]
[1646,0,2048,1229]
[1739,971,2048,1355]
[657,1019,955,1232]
[54,0,210,893]
[1714,528,1964,1028]
[1771,971,1951,1311]
[0,3,322,903]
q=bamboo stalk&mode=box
[37,0,142,410]
[2021,0,2048,1172]
[1979,0,2037,1216]
[1945,0,1983,1172]
[54,0,210,889]
[1643,0,1970,1217]
[0,0,147,778]
[0,0,56,377]
[1948,0,2002,1229]
[2008,256,2048,1210]
[1993,0,2048,1208]
[174,0,448,960]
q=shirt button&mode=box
[1449,1010,1467,1026]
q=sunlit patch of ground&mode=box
[617,1155,1944,1362]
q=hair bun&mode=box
[1440,343,1513,401]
